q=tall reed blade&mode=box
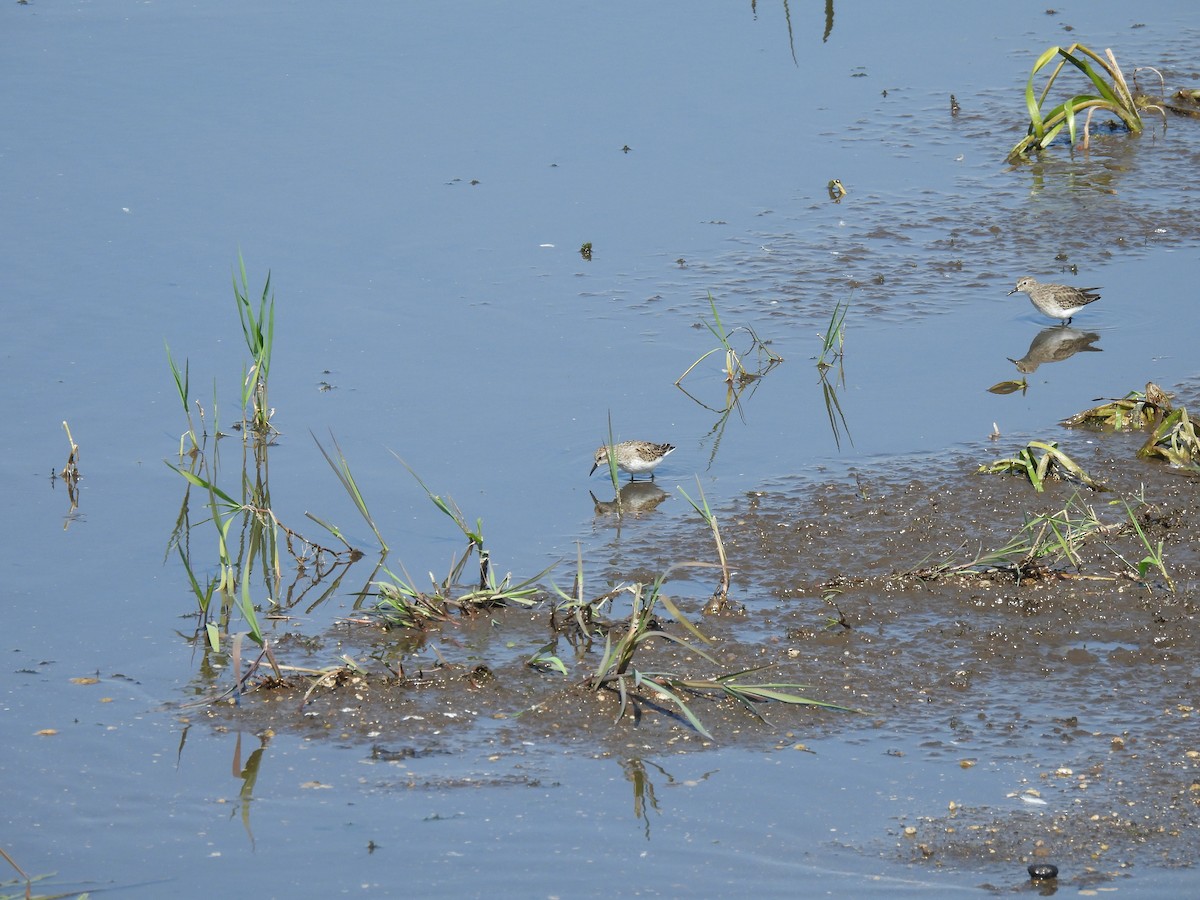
[313,431,388,552]
[232,252,276,432]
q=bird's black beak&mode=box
[589,462,598,476]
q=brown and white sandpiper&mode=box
[590,441,675,481]
[1008,277,1101,325]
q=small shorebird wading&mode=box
[1008,276,1101,325]
[590,441,675,481]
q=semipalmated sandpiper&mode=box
[590,441,675,481]
[1008,277,1101,325]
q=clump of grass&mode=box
[1060,383,1169,430]
[677,478,734,614]
[1137,406,1200,472]
[392,453,489,588]
[168,434,361,651]
[913,492,1121,583]
[676,292,782,387]
[549,543,614,639]
[232,252,276,435]
[1113,497,1176,593]
[165,341,200,455]
[365,456,553,629]
[165,347,225,459]
[1059,383,1197,472]
[583,566,854,740]
[526,640,569,676]
[816,298,847,372]
[978,440,1105,492]
[167,461,267,648]
[911,489,1177,592]
[674,294,782,466]
[1008,43,1165,160]
[370,556,548,630]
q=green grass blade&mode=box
[654,590,713,648]
[165,461,242,509]
[644,677,714,741]
[315,432,387,551]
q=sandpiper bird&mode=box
[590,441,675,481]
[1008,276,1101,325]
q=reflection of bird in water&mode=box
[1008,326,1102,373]
[590,441,674,481]
[589,482,670,518]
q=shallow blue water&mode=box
[2,1,1198,895]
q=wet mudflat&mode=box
[5,2,1200,897]
[207,422,1200,890]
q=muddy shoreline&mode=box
[198,415,1200,882]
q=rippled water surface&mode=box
[3,1,1199,896]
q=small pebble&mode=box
[1028,863,1059,880]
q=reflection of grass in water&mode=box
[675,291,783,468]
[814,299,852,450]
[0,844,90,900]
